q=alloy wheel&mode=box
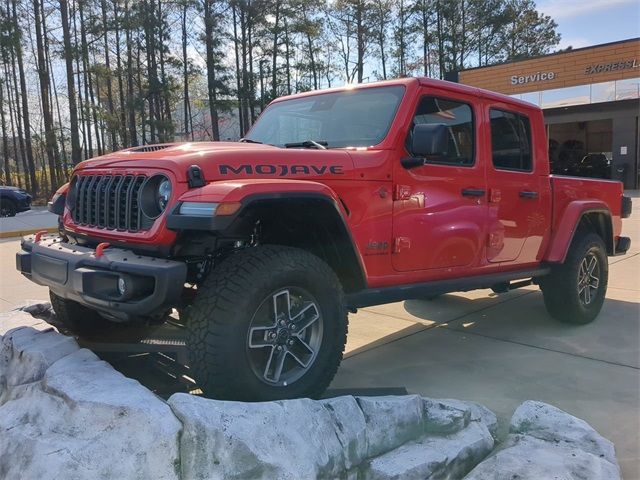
[246,287,324,386]
[577,252,600,306]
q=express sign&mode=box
[585,59,638,75]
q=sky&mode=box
[537,0,640,50]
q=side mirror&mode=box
[411,123,448,158]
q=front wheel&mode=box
[540,232,608,324]
[0,199,17,217]
[184,246,348,401]
[49,290,115,334]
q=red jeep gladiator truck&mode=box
[16,78,632,401]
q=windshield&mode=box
[245,85,405,148]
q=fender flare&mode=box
[167,179,367,291]
[167,179,347,231]
[544,200,614,263]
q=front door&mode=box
[392,92,487,273]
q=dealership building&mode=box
[454,38,640,188]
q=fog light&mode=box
[118,277,127,296]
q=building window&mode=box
[548,120,613,179]
[489,109,533,172]
[409,96,475,166]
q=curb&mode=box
[0,227,57,239]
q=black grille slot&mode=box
[71,174,148,232]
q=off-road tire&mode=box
[49,290,114,334]
[540,232,608,324]
[184,245,348,401]
[0,198,17,217]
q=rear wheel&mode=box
[184,245,348,401]
[540,232,608,324]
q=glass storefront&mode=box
[548,120,613,179]
[511,78,640,108]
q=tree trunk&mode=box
[100,0,117,150]
[33,0,58,190]
[125,0,138,146]
[204,0,220,140]
[72,2,90,158]
[4,61,22,187]
[113,0,127,146]
[0,80,11,185]
[7,35,28,190]
[14,0,38,193]
[271,0,280,99]
[182,1,191,140]
[355,1,364,83]
[60,0,82,164]
[284,18,291,94]
[232,3,244,137]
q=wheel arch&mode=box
[227,193,367,293]
[545,201,614,263]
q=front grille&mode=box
[72,174,146,231]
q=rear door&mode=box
[392,89,488,273]
[485,105,549,264]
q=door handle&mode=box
[519,191,539,199]
[461,188,486,198]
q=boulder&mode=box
[0,326,78,402]
[463,434,621,480]
[510,400,616,465]
[465,401,499,439]
[355,395,425,457]
[422,397,471,434]
[422,397,499,439]
[464,401,621,480]
[0,336,182,480]
[321,395,368,469]
[169,392,350,480]
[364,421,494,480]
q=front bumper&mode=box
[16,235,187,320]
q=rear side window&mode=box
[490,109,533,172]
[409,96,475,166]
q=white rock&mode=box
[321,395,368,469]
[463,434,621,480]
[422,397,471,434]
[356,395,424,458]
[0,326,78,403]
[0,346,182,480]
[465,401,499,439]
[364,421,494,480]
[168,393,348,480]
[510,400,616,465]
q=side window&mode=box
[490,109,533,172]
[409,96,475,166]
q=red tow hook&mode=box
[34,230,48,242]
[95,242,111,258]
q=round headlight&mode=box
[140,175,171,219]
[157,179,171,211]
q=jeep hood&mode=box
[75,142,357,182]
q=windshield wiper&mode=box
[239,138,263,144]
[284,140,328,150]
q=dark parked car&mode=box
[0,186,32,217]
[569,153,612,179]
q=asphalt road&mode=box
[1,193,638,478]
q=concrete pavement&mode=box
[0,194,638,478]
[0,207,58,238]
